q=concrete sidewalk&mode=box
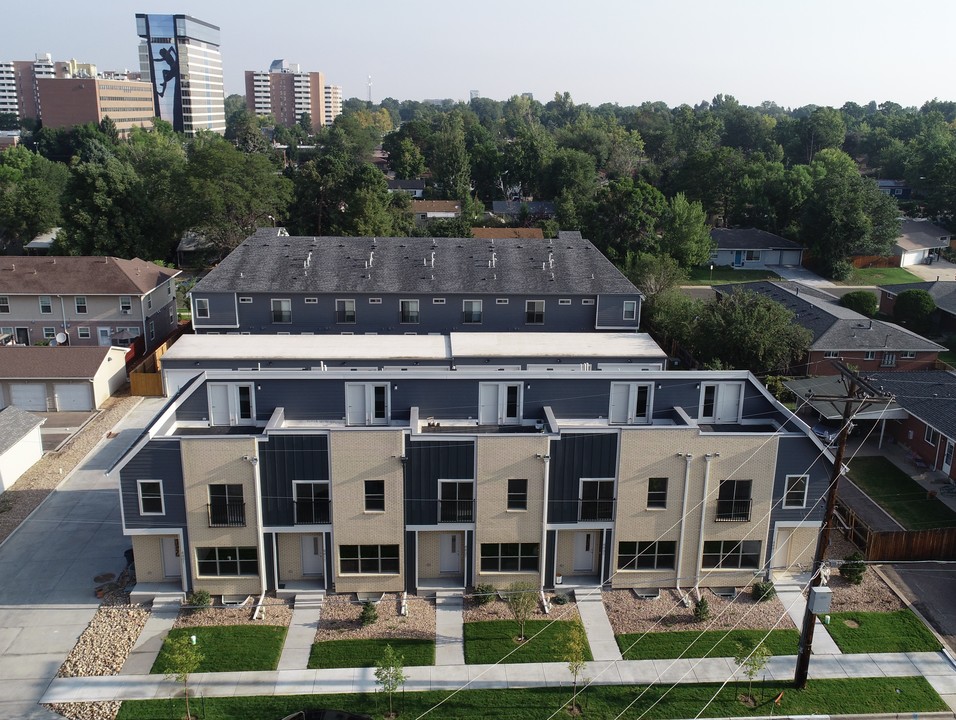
[120,598,179,675]
[434,592,465,665]
[773,572,842,655]
[574,590,622,662]
[278,594,324,671]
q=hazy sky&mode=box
[6,0,955,109]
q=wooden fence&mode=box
[129,322,191,397]
[850,254,899,269]
[835,498,956,561]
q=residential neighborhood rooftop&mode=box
[897,218,951,252]
[0,405,44,456]
[878,281,956,314]
[864,370,956,441]
[410,200,461,213]
[710,227,804,250]
[0,346,117,379]
[470,227,544,239]
[0,256,179,295]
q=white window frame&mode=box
[863,351,876,361]
[194,298,210,319]
[137,479,166,515]
[399,298,420,324]
[432,298,446,305]
[238,296,253,304]
[368,297,382,304]
[582,298,595,306]
[39,296,52,314]
[119,296,132,313]
[558,298,572,306]
[525,299,545,325]
[902,351,917,359]
[478,382,522,425]
[925,425,939,447]
[346,382,390,426]
[271,298,292,324]
[149,321,155,340]
[608,382,653,425]
[496,298,509,305]
[462,299,482,324]
[698,382,744,424]
[304,297,318,304]
[881,352,897,367]
[77,327,91,339]
[75,296,87,314]
[744,250,761,262]
[0,296,8,313]
[207,382,256,426]
[42,327,56,339]
[823,351,840,359]
[623,300,637,321]
[783,474,809,509]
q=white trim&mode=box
[137,478,165,515]
[782,474,809,509]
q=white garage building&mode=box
[894,218,951,267]
[0,406,44,493]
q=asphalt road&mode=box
[882,563,956,653]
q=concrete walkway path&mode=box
[119,598,179,675]
[434,592,465,666]
[574,590,622,662]
[773,572,841,655]
[277,594,324,671]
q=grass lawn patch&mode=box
[150,625,287,674]
[617,629,800,660]
[848,456,956,530]
[117,676,947,719]
[685,267,781,286]
[825,610,942,653]
[463,620,593,664]
[838,267,923,286]
[308,638,434,668]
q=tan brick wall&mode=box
[329,430,405,593]
[132,535,165,583]
[277,533,303,582]
[418,531,441,579]
[769,525,818,572]
[181,437,263,596]
[554,529,600,577]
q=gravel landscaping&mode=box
[826,534,904,613]
[314,593,435,642]
[463,591,581,623]
[173,595,293,629]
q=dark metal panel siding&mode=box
[404,439,475,525]
[324,531,333,583]
[192,292,237,329]
[742,384,776,423]
[175,385,209,422]
[547,433,618,523]
[602,529,613,582]
[119,440,185,528]
[263,533,275,591]
[465,530,474,587]
[545,530,557,589]
[595,293,642,328]
[770,435,830,526]
[253,380,344,422]
[405,530,418,594]
[260,434,330,526]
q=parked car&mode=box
[812,417,857,445]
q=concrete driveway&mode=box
[34,411,97,453]
[882,564,956,653]
[774,264,834,287]
[902,257,956,282]
[0,397,165,719]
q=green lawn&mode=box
[116,677,947,719]
[847,456,956,530]
[617,629,800,660]
[463,620,593,664]
[837,267,923,286]
[150,626,287,674]
[825,610,942,653]
[685,267,781,286]
[308,638,434,669]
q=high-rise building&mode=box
[244,61,342,128]
[0,53,72,123]
[36,77,155,135]
[135,13,225,136]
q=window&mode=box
[364,479,385,512]
[369,298,382,304]
[864,351,876,361]
[196,546,258,576]
[75,296,87,314]
[208,484,245,527]
[496,298,508,305]
[823,351,840,359]
[525,299,545,324]
[238,296,253,304]
[0,296,8,313]
[120,296,132,313]
[137,479,165,515]
[609,382,652,424]
[39,296,52,314]
[580,479,615,521]
[699,382,742,423]
[925,426,939,447]
[439,481,474,522]
[77,327,91,339]
[304,297,318,304]
[715,479,752,522]
[702,540,761,569]
[128,326,141,337]
[462,299,482,324]
[647,477,668,509]
[170,307,176,323]
[507,479,528,511]
[149,321,155,340]
[432,298,446,305]
[623,300,637,321]
[618,541,676,570]
[400,299,420,324]
[340,544,400,574]
[43,327,56,339]
[881,352,897,367]
[582,299,595,306]
[293,481,331,524]
[783,475,808,509]
[480,543,539,572]
[902,351,917,359]
[147,296,152,310]
[744,250,761,262]
[271,298,292,323]
[194,298,209,318]
[558,298,572,306]
[336,299,356,323]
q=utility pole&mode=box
[793,362,891,688]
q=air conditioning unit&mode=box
[121,309,131,314]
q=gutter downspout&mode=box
[675,453,693,602]
[249,449,268,620]
[538,450,551,592]
[694,453,718,598]
[58,295,67,337]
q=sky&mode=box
[5,0,956,109]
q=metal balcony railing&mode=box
[294,500,332,525]
[208,502,246,527]
[715,499,752,522]
[439,499,475,523]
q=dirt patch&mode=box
[315,593,435,642]
[173,595,293,629]
[463,591,581,623]
[843,619,860,628]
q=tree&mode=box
[734,641,770,706]
[0,146,68,251]
[660,193,712,267]
[564,620,588,714]
[624,252,687,309]
[430,112,471,201]
[840,290,878,317]
[298,112,313,135]
[0,112,18,130]
[375,643,407,718]
[505,581,538,641]
[163,633,203,720]
[893,288,936,334]
[388,137,425,179]
[585,177,666,261]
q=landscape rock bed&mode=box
[315,593,435,642]
[463,591,581,623]
[173,594,293,628]
[826,534,904,613]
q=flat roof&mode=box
[448,332,666,358]
[163,334,450,362]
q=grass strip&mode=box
[308,638,435,668]
[150,625,287,674]
[825,610,942,653]
[616,629,800,660]
[463,620,592,664]
[848,456,956,530]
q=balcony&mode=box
[272,310,292,323]
[579,498,615,521]
[208,502,246,527]
[439,499,475,523]
[336,310,355,324]
[461,311,482,324]
[294,500,332,525]
[715,499,752,522]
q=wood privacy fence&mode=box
[850,254,899,269]
[835,498,956,561]
[129,322,191,396]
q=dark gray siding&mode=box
[547,433,618,523]
[405,530,417,594]
[595,293,642,329]
[465,529,474,587]
[770,435,830,525]
[742,385,777,423]
[119,440,185,528]
[602,528,613,581]
[264,533,276,590]
[545,529,557,589]
[193,292,237,328]
[175,384,210,422]
[260,434,330,526]
[404,439,475,525]
[145,297,180,351]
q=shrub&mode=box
[693,597,711,622]
[551,593,569,605]
[827,259,854,281]
[751,581,776,602]
[188,589,211,608]
[840,290,878,317]
[360,601,378,626]
[841,552,866,585]
[472,583,496,606]
[893,289,936,334]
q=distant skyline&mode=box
[5,0,956,110]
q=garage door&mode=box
[10,384,47,411]
[54,383,92,411]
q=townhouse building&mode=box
[189,230,645,335]
[109,333,832,600]
[0,256,180,351]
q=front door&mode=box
[97,327,112,346]
[944,439,955,476]
[573,532,595,572]
[733,250,744,267]
[161,537,181,579]
[773,527,793,571]
[439,533,460,573]
[14,327,29,345]
[301,535,324,576]
[478,383,498,424]
[208,383,230,425]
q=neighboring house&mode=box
[709,228,804,268]
[0,256,180,352]
[0,346,129,411]
[471,227,544,240]
[386,179,425,199]
[878,281,956,332]
[714,281,943,375]
[491,201,557,221]
[0,406,44,493]
[411,200,461,225]
[877,179,911,199]
[189,229,645,335]
[23,227,60,254]
[108,333,832,599]
[893,218,951,267]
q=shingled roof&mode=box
[192,230,640,296]
[0,406,44,456]
[710,228,803,251]
[0,347,114,379]
[879,281,956,315]
[865,371,956,441]
[714,281,943,352]
[0,257,179,295]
